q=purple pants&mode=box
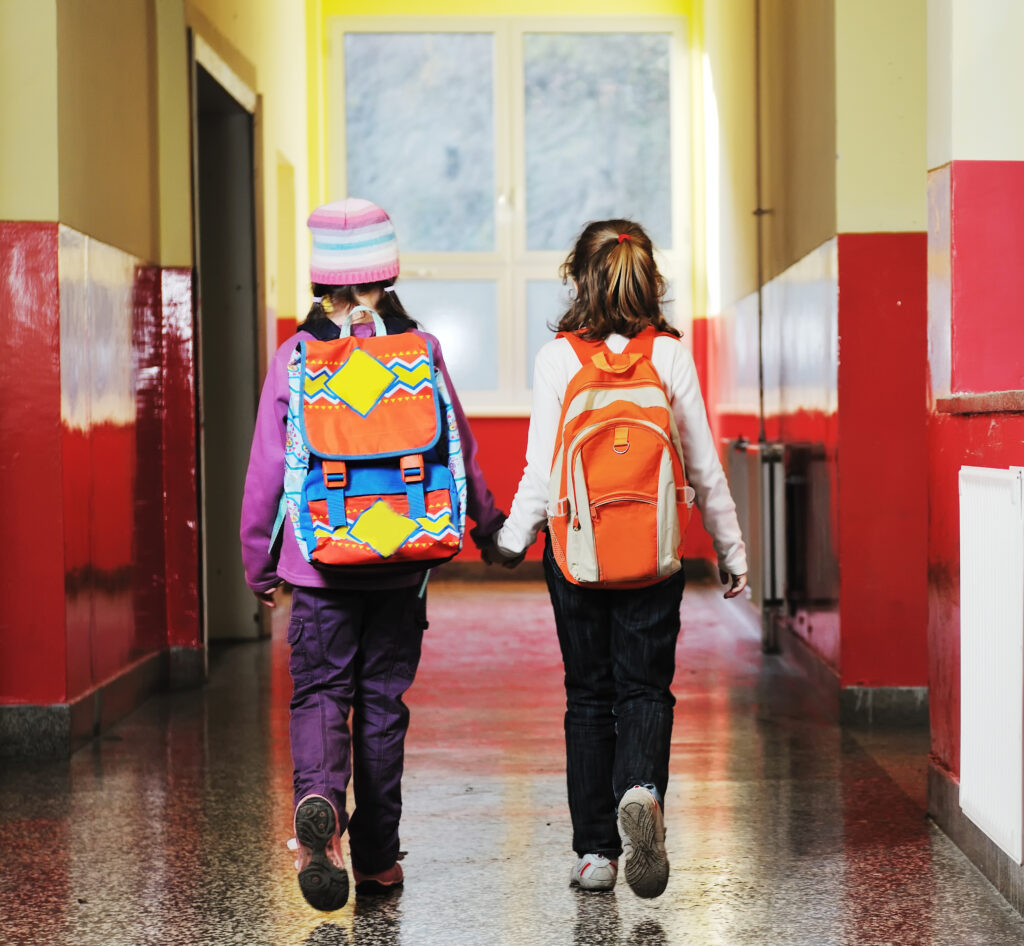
[287,584,427,874]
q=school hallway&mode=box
[0,577,1020,946]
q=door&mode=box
[193,59,261,641]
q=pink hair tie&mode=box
[617,233,631,243]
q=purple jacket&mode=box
[240,324,504,592]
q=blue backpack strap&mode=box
[268,493,287,552]
[322,460,348,527]
[338,306,387,337]
[401,454,427,520]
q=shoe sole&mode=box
[295,796,349,911]
[618,790,669,899]
[570,875,616,892]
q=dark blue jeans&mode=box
[287,584,427,874]
[544,537,685,858]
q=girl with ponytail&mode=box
[487,219,747,899]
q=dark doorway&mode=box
[194,63,260,641]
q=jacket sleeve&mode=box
[666,341,748,576]
[429,337,505,546]
[239,342,293,593]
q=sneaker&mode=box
[353,861,404,895]
[617,785,669,899]
[570,854,618,891]
[292,794,349,911]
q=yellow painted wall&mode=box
[189,0,310,328]
[929,0,1024,168]
[698,0,836,310]
[155,0,194,267]
[323,1,689,14]
[1,0,311,324]
[758,0,836,283]
[836,0,926,232]
[0,0,59,222]
[699,0,757,313]
[56,0,161,263]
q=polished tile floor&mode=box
[3,579,1024,946]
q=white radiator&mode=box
[959,465,1024,863]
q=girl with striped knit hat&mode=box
[240,198,504,911]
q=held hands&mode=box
[720,571,748,600]
[481,538,526,570]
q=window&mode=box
[328,17,690,413]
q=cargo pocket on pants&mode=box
[287,616,310,679]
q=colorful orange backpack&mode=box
[547,327,694,588]
[280,309,467,573]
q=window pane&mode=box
[524,33,672,252]
[526,280,570,386]
[396,280,499,391]
[344,34,495,252]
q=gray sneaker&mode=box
[617,785,669,898]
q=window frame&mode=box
[327,15,691,416]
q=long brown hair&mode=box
[557,219,679,340]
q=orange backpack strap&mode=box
[558,332,607,366]
[623,326,662,360]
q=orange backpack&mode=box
[547,327,695,588]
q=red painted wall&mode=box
[161,269,201,650]
[927,413,1024,777]
[0,224,202,709]
[703,234,930,689]
[837,232,928,688]
[950,161,1024,394]
[0,223,67,704]
[702,240,841,669]
[927,159,1024,778]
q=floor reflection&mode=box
[1,580,1023,945]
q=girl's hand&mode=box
[256,584,282,608]
[482,540,525,569]
[720,571,748,600]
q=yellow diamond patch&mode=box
[348,501,418,557]
[326,349,397,416]
[304,372,329,398]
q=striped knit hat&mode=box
[307,197,400,285]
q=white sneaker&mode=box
[617,786,669,898]
[570,853,618,891]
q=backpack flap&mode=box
[299,336,441,459]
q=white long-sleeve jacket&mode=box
[495,332,748,577]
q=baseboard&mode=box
[839,685,929,727]
[773,618,928,727]
[169,645,206,689]
[0,645,205,759]
[774,617,841,721]
[929,762,1024,914]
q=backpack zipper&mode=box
[568,418,674,530]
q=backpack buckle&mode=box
[323,460,347,489]
[401,454,425,484]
